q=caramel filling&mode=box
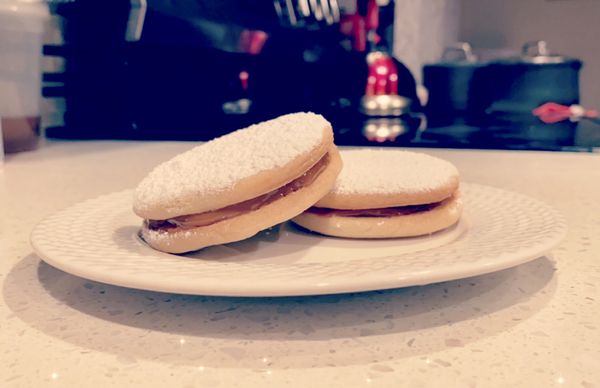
[305,194,454,218]
[147,153,331,230]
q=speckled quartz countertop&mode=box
[1,141,599,387]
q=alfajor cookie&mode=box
[134,112,342,253]
[292,149,462,238]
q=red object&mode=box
[340,16,354,36]
[239,30,268,55]
[341,0,397,97]
[353,16,366,52]
[388,72,398,95]
[340,0,380,52]
[366,53,399,96]
[239,71,249,91]
[365,0,379,30]
[533,102,599,124]
[365,74,376,95]
[533,103,572,124]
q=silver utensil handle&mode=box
[125,0,147,42]
[274,0,340,27]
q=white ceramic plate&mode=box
[31,183,566,297]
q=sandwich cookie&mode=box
[134,112,342,253]
[292,149,462,238]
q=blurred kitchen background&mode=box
[2,0,600,153]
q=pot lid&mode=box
[499,40,578,64]
[441,42,478,63]
[425,42,486,67]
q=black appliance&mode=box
[43,0,414,141]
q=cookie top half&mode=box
[134,112,334,219]
[315,149,460,210]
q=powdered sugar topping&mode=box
[332,149,459,195]
[134,112,328,213]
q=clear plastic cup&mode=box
[0,0,49,153]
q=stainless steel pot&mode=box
[484,40,582,116]
[422,43,487,126]
[423,41,583,128]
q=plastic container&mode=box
[0,0,49,153]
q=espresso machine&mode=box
[44,0,419,142]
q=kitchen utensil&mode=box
[533,102,600,125]
[358,0,417,116]
[361,51,410,116]
[274,0,340,28]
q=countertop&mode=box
[1,141,599,387]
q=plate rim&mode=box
[30,183,567,297]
